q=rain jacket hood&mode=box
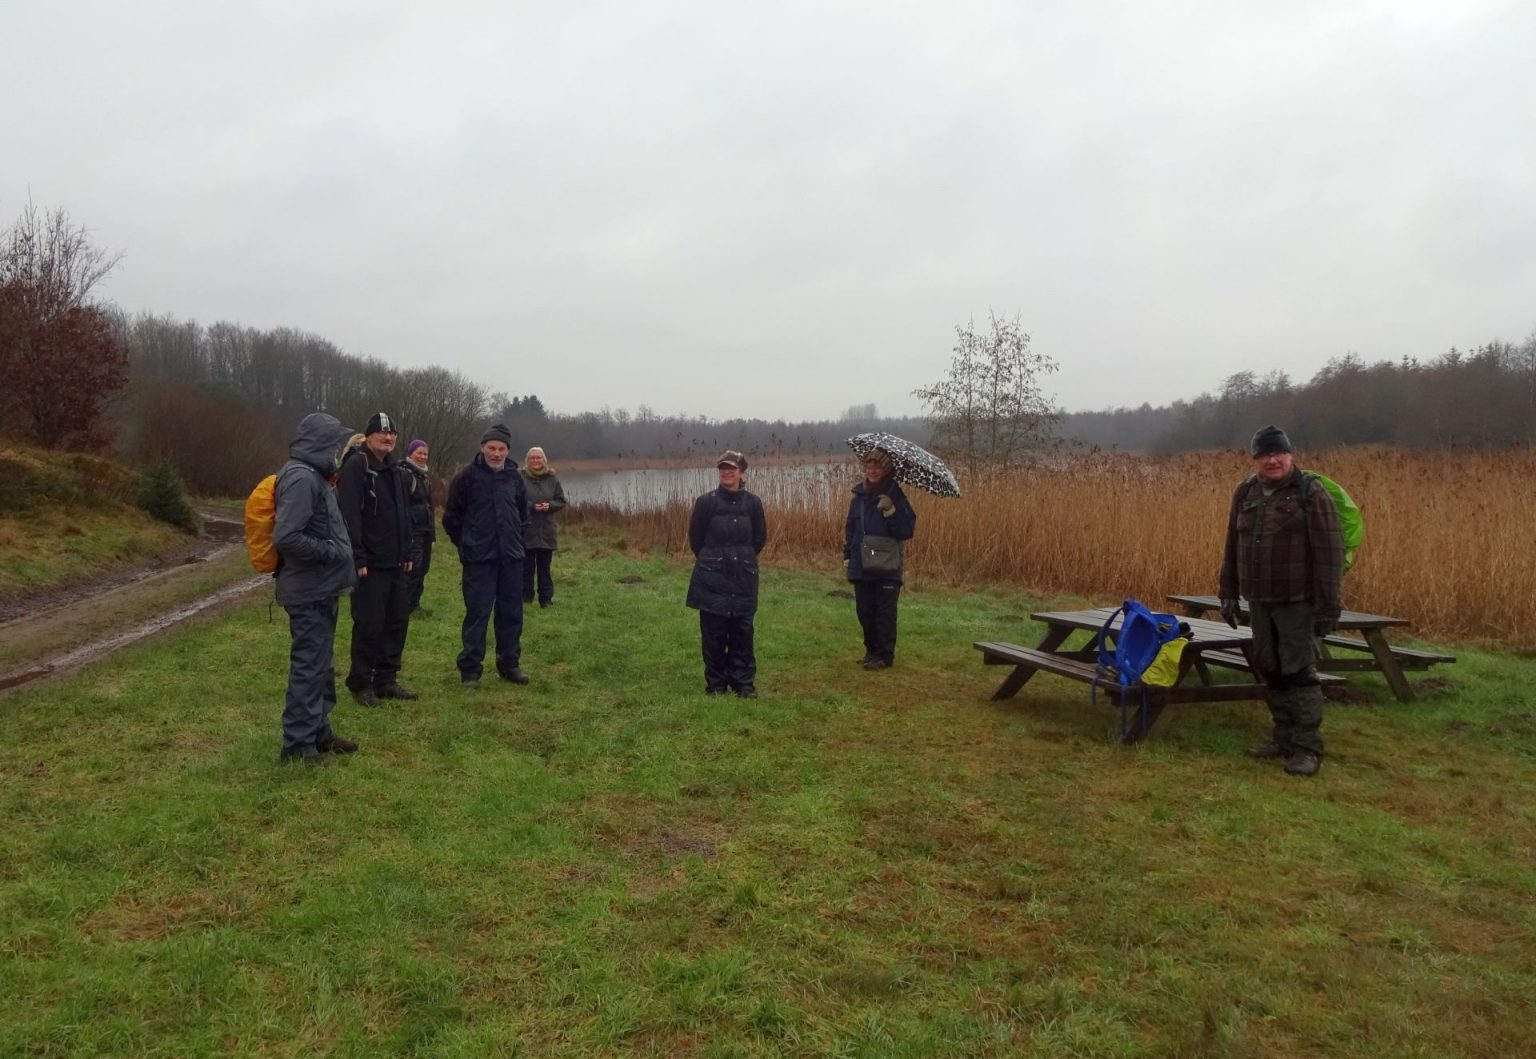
[289,413,354,478]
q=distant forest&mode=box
[113,311,1534,495]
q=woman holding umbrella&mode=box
[844,447,918,670]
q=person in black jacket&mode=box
[843,449,917,670]
[403,439,436,616]
[442,423,532,685]
[336,412,421,706]
[686,450,767,697]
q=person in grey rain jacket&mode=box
[273,412,361,765]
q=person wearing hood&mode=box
[336,412,422,707]
[272,412,361,766]
[843,448,917,670]
[403,439,436,616]
[519,446,566,608]
[686,451,767,697]
[1219,425,1344,777]
[443,423,533,685]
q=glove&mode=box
[1218,598,1241,629]
[1314,618,1336,638]
[875,495,895,516]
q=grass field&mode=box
[2,527,1533,1057]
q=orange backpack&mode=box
[244,474,279,573]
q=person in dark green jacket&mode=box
[686,451,767,697]
[519,447,566,608]
[1219,425,1344,777]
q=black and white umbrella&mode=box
[846,431,961,498]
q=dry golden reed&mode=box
[571,448,1536,649]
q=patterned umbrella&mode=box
[846,432,962,498]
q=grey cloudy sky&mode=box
[5,0,1533,421]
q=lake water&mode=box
[558,461,854,513]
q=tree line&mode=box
[1058,339,1536,452]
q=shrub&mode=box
[137,459,200,535]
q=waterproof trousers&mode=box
[853,579,901,664]
[347,566,411,692]
[407,536,433,612]
[283,598,339,752]
[1249,599,1325,756]
[699,610,755,692]
[459,559,525,678]
[522,548,554,606]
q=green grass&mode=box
[2,526,1533,1057]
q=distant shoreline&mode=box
[556,453,856,473]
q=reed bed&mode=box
[569,448,1536,649]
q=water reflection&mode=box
[560,461,852,513]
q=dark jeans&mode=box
[407,535,433,611]
[853,579,901,663]
[283,598,339,751]
[522,547,554,605]
[347,566,412,691]
[459,559,525,677]
[1250,599,1325,756]
[699,611,755,691]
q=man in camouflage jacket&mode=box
[1219,425,1344,777]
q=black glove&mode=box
[1218,598,1241,629]
[1314,618,1336,638]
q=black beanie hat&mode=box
[365,412,397,436]
[481,423,513,446]
[1249,425,1293,457]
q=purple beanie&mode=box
[407,439,427,456]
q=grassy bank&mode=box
[0,444,195,601]
[2,527,1533,1057]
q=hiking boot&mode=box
[862,658,890,671]
[351,686,380,708]
[1246,740,1288,759]
[539,599,553,608]
[705,686,730,696]
[858,653,877,667]
[1284,751,1323,777]
[499,666,530,685]
[376,682,418,701]
[461,672,481,686]
[318,735,359,754]
[279,746,331,767]
[735,685,758,699]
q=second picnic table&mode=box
[1166,594,1455,702]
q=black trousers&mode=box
[853,579,901,663]
[699,611,756,691]
[459,560,525,677]
[283,598,339,751]
[522,548,554,605]
[407,536,433,611]
[347,566,412,691]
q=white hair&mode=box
[526,446,546,460]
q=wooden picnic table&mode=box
[1166,594,1455,703]
[974,606,1277,742]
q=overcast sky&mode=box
[5,1,1533,421]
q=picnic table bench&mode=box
[1166,594,1455,702]
[975,607,1294,742]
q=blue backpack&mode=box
[1090,600,1189,738]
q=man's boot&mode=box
[1246,740,1288,759]
[376,682,418,701]
[1284,751,1322,776]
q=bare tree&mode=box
[0,204,127,447]
[912,311,1058,473]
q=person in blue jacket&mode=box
[442,423,532,685]
[843,448,917,670]
[686,450,767,697]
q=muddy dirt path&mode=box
[0,515,270,694]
